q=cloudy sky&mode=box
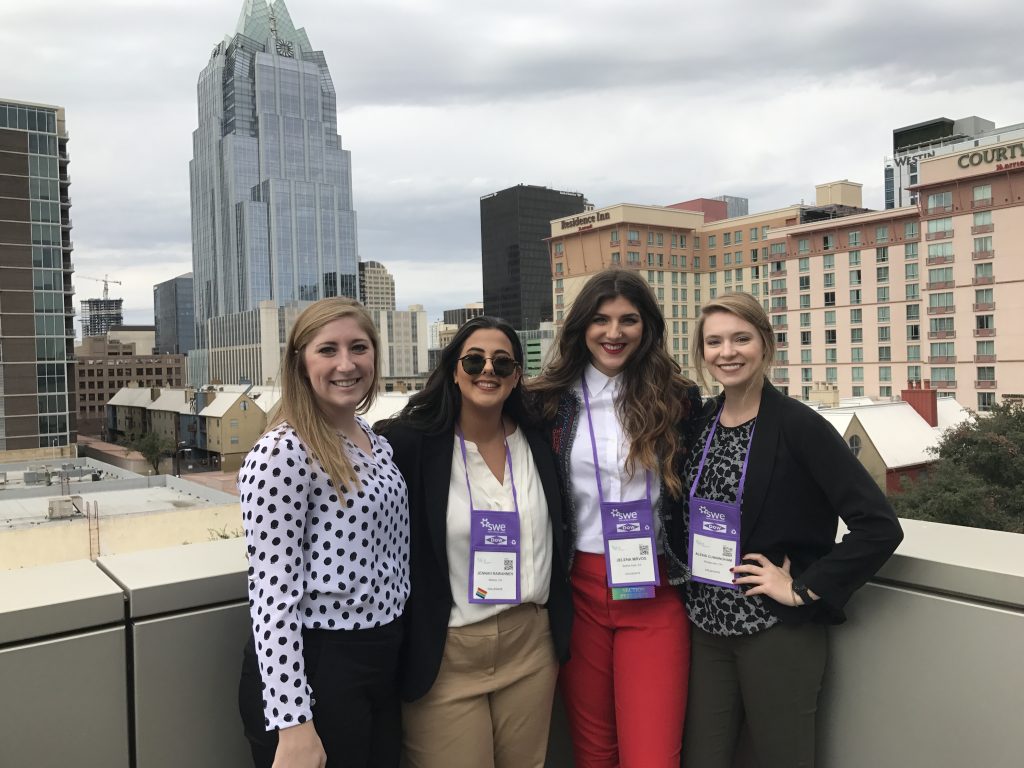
[4,0,1024,328]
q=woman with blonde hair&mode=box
[530,268,701,767]
[681,292,902,767]
[237,297,410,768]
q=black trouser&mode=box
[239,617,404,768]
[682,622,828,768]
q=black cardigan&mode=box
[378,422,573,702]
[687,381,904,625]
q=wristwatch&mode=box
[791,580,812,606]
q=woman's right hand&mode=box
[273,721,327,768]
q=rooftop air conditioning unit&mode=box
[47,495,83,520]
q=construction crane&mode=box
[79,274,123,300]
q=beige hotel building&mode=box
[548,137,1024,412]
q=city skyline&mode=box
[4,0,1024,326]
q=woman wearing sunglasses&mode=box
[529,269,701,767]
[377,315,572,768]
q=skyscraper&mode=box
[480,184,586,330]
[153,273,196,355]
[189,0,359,385]
[0,99,75,449]
[80,297,124,338]
[358,260,396,310]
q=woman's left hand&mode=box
[731,553,797,606]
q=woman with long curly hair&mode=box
[237,298,409,768]
[377,315,572,768]
[530,268,701,767]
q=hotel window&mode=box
[850,308,862,324]
[798,257,809,272]
[906,304,921,322]
[734,231,743,244]
[850,289,862,304]
[735,253,743,265]
[800,312,811,328]
[824,310,836,326]
[905,242,918,259]
[975,288,994,306]
[628,251,640,264]
[976,314,994,331]
[880,366,892,382]
[751,227,759,242]
[974,236,993,253]
[929,292,954,310]
[877,306,890,323]
[762,226,770,239]
[876,226,890,243]
[927,191,952,212]
[851,347,864,362]
[710,273,719,285]
[801,349,812,364]
[876,247,889,263]
[849,269,862,285]
[709,255,717,268]
[725,271,732,284]
[611,252,621,264]
[680,234,687,247]
[904,221,919,239]
[978,392,996,412]
[693,256,700,269]
[825,367,837,383]
[905,263,919,280]
[878,326,891,342]
[879,346,892,362]
[977,366,995,382]
[908,365,921,382]
[907,345,920,362]
[825,329,837,344]
[824,273,835,288]
[799,294,811,309]
[798,238,810,254]
[799,276,810,291]
[977,340,995,356]
[930,342,955,357]
[751,248,759,262]
[823,234,835,251]
[724,253,732,265]
[647,253,655,266]
[648,232,655,245]
[930,367,955,384]
[801,331,812,345]
[973,210,992,227]
[693,236,700,249]
[929,317,954,334]
[823,291,835,307]
[825,348,838,363]
[906,324,920,341]
[852,367,864,382]
[723,232,731,246]
[973,184,992,204]
[877,287,890,302]
[848,250,861,266]
[906,284,920,300]
[928,266,953,284]
[848,231,861,247]
[802,367,813,382]
[851,328,863,343]
[555,261,564,274]
[823,254,835,269]
[708,235,717,248]
[927,217,953,236]
[657,233,664,246]
[628,229,640,242]
[610,230,620,244]
[671,235,678,248]
[735,268,743,281]
[974,262,993,280]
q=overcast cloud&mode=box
[3,0,1023,328]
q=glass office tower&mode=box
[189,0,358,385]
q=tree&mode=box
[890,402,1024,533]
[129,432,174,475]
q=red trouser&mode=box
[559,551,690,768]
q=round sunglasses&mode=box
[458,353,520,377]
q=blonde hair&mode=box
[691,292,775,392]
[267,298,380,496]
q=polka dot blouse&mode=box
[239,418,410,730]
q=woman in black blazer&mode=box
[377,315,571,768]
[680,293,903,768]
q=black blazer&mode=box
[379,422,573,702]
[690,381,904,625]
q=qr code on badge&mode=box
[504,558,514,571]
[722,544,735,560]
[639,544,650,557]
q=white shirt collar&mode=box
[584,363,621,398]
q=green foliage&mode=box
[891,402,1024,533]
[129,432,174,474]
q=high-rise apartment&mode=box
[189,0,358,385]
[80,297,124,338]
[153,273,195,355]
[481,184,586,330]
[0,99,75,449]
[358,260,396,310]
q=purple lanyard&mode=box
[581,377,653,504]
[457,428,521,517]
[689,404,756,503]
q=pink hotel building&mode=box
[547,137,1024,411]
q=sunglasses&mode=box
[458,353,520,377]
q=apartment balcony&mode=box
[925,254,954,266]
[975,380,997,389]
[927,305,955,315]
[3,520,1021,767]
[934,379,957,389]
[774,322,788,330]
[926,230,954,241]
[770,288,787,296]
[971,223,994,235]
[972,276,995,286]
[928,356,957,364]
[926,204,954,214]
[971,197,993,208]
[974,327,996,337]
[972,250,995,260]
[974,354,997,363]
[925,330,955,341]
[776,340,789,349]
[771,268,788,277]
[926,280,954,290]
[973,302,996,312]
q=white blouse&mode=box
[445,427,553,627]
[569,365,663,554]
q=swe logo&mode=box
[478,518,507,533]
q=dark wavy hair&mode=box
[530,268,694,497]
[380,315,533,434]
